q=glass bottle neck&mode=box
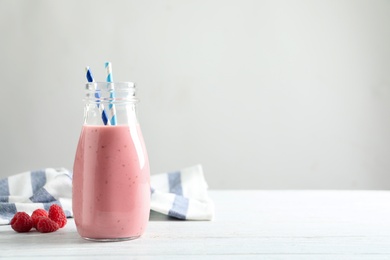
[83,82,139,126]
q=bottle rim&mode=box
[85,81,135,89]
[84,82,138,103]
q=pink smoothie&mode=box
[73,124,150,240]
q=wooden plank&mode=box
[0,190,389,258]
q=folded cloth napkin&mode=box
[0,168,73,225]
[0,164,214,225]
[151,164,214,220]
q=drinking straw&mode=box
[105,62,117,125]
[85,66,109,125]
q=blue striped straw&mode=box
[105,62,117,125]
[85,66,109,125]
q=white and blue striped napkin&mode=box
[0,168,73,225]
[0,164,214,225]
[151,164,214,220]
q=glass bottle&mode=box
[73,82,150,241]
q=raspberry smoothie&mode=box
[73,124,150,240]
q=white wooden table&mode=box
[1,190,390,259]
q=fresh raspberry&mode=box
[48,204,67,228]
[31,209,48,228]
[36,217,59,233]
[10,212,33,233]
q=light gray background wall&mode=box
[0,0,389,189]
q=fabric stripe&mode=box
[0,203,17,221]
[150,173,170,192]
[0,168,74,225]
[179,164,208,200]
[58,198,72,218]
[8,172,32,197]
[0,178,10,196]
[150,190,175,215]
[29,188,56,203]
[168,171,183,195]
[168,195,189,219]
[31,170,46,194]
